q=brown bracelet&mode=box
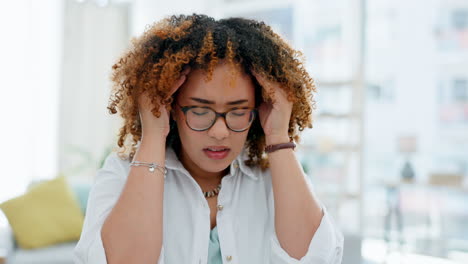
[265,142,296,153]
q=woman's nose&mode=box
[207,116,230,140]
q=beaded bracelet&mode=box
[130,161,167,178]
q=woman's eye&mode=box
[193,111,208,116]
[231,110,247,116]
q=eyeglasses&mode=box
[176,103,257,132]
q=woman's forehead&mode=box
[178,65,255,105]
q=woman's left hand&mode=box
[253,72,293,145]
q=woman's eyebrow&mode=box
[189,97,249,105]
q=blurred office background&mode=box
[0,0,467,263]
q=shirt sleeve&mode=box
[270,206,343,264]
[72,153,165,264]
[269,174,344,264]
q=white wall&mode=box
[0,0,63,203]
[58,1,130,183]
[130,0,214,36]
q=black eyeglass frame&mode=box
[176,103,258,132]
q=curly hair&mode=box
[107,14,316,170]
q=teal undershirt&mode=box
[208,226,223,263]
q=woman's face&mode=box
[172,63,256,177]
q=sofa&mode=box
[0,181,91,264]
[0,232,76,264]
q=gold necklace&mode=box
[203,184,222,198]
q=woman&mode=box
[74,14,343,264]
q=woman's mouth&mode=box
[203,146,230,160]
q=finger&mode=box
[170,66,191,94]
[252,72,273,93]
[252,71,268,85]
[252,71,281,104]
[258,101,272,113]
[181,65,191,76]
[169,74,186,96]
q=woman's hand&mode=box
[138,66,191,138]
[252,72,293,145]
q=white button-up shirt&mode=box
[73,146,343,264]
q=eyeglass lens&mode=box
[186,107,254,131]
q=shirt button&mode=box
[217,204,224,211]
[226,255,233,261]
[233,161,239,169]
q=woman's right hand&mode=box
[137,66,191,138]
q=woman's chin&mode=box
[200,157,233,173]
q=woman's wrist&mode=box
[136,133,167,166]
[141,131,167,147]
[265,134,290,146]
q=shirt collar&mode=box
[165,146,258,181]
